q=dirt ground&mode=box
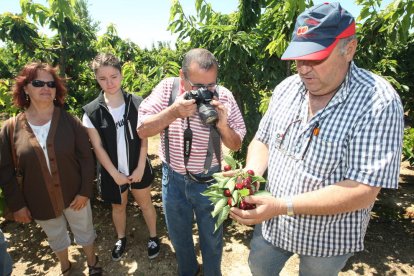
[2,135,414,275]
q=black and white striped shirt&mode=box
[256,62,404,257]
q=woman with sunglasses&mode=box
[0,62,102,275]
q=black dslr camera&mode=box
[184,87,219,125]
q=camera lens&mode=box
[198,104,218,125]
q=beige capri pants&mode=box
[35,201,96,253]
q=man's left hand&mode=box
[230,195,283,225]
[211,99,228,129]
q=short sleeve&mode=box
[137,79,171,129]
[219,87,246,141]
[345,98,404,188]
[82,113,95,129]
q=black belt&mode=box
[186,170,216,183]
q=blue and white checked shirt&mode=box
[256,62,404,257]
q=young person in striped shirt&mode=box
[138,48,246,275]
[230,3,404,275]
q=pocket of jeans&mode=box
[161,163,169,187]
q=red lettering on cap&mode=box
[296,26,308,36]
[305,18,320,26]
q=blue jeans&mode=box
[0,229,12,276]
[162,163,223,276]
[249,224,353,276]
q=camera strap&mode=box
[183,118,192,167]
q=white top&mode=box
[83,103,129,175]
[29,120,52,173]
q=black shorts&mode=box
[120,158,154,193]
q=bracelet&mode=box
[285,196,294,217]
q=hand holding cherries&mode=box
[202,155,270,232]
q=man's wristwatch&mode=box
[285,196,294,217]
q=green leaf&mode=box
[224,176,236,192]
[231,190,239,206]
[211,197,227,218]
[239,188,250,197]
[223,155,237,169]
[214,205,230,233]
[209,196,226,205]
[252,175,266,183]
[213,172,229,184]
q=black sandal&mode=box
[61,261,72,276]
[88,255,103,276]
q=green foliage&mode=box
[355,0,414,123]
[403,128,414,166]
[0,79,18,115]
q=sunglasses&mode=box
[31,80,56,88]
[276,118,320,161]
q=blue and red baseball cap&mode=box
[281,2,355,60]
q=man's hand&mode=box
[13,207,32,223]
[171,96,196,119]
[230,195,283,225]
[211,99,228,129]
[70,195,89,211]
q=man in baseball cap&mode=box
[282,2,355,60]
[230,2,404,275]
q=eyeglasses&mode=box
[31,80,56,88]
[275,118,320,161]
[185,79,217,90]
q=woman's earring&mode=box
[25,94,29,102]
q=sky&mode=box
[0,0,392,49]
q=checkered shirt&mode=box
[256,62,404,257]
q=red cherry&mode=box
[247,169,255,176]
[235,183,244,190]
[246,203,256,210]
[227,198,232,206]
[239,200,248,210]
[242,179,250,187]
[224,165,232,171]
[223,189,231,197]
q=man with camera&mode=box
[138,48,246,275]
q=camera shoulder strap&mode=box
[203,126,221,172]
[164,77,180,164]
[203,85,221,172]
